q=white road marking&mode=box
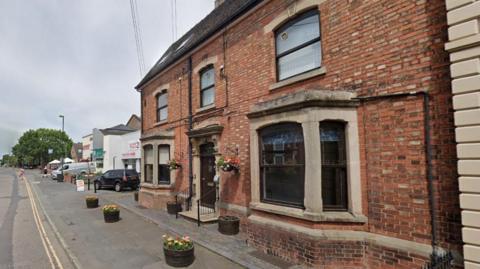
[22,172,64,269]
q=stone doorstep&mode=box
[178,209,218,223]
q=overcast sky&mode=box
[0,0,214,156]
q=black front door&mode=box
[200,143,216,208]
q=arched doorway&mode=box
[200,142,216,208]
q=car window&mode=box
[103,171,111,178]
[126,170,138,176]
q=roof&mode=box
[100,124,137,135]
[135,0,262,90]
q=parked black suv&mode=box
[94,169,139,192]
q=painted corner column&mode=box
[302,121,323,213]
[445,0,480,266]
[250,128,261,204]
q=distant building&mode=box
[70,143,83,162]
[82,134,93,160]
[126,114,141,130]
[101,124,140,171]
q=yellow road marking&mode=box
[23,173,64,269]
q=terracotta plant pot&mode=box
[103,211,120,223]
[164,246,194,267]
[134,191,139,202]
[86,199,98,208]
[166,202,182,215]
[218,215,240,235]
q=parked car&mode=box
[94,169,139,192]
[51,162,95,179]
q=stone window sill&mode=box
[154,120,168,127]
[269,66,327,91]
[250,202,367,223]
[195,104,216,114]
[140,182,174,189]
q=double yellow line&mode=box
[23,173,64,269]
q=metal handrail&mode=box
[175,187,192,219]
[196,187,217,226]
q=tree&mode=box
[12,128,73,166]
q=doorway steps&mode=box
[178,205,218,223]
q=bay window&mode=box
[320,121,348,211]
[259,123,305,207]
[144,145,153,183]
[158,145,170,184]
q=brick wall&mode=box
[139,0,462,266]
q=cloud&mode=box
[0,0,214,155]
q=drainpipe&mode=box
[187,56,194,199]
[353,91,437,257]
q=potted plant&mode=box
[134,190,139,201]
[216,156,240,172]
[168,159,181,170]
[102,204,120,223]
[85,195,99,208]
[166,199,182,215]
[163,234,194,267]
[218,215,240,235]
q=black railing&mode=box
[175,187,192,219]
[196,188,217,226]
[422,252,453,269]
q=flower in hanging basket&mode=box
[168,159,181,170]
[216,156,240,172]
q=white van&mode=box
[52,162,95,179]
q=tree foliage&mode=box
[11,128,73,166]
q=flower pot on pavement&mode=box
[102,205,120,223]
[85,196,98,208]
[166,202,182,215]
[163,234,194,267]
[218,215,240,235]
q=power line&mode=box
[171,0,177,42]
[130,0,146,77]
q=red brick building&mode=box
[135,0,462,267]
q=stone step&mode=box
[178,208,218,223]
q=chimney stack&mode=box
[215,0,225,8]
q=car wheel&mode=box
[114,182,122,192]
[95,181,101,190]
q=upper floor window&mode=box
[156,91,168,122]
[259,123,305,208]
[275,10,321,81]
[320,121,348,211]
[200,66,215,107]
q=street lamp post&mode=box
[59,115,65,182]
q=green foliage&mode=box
[163,235,193,251]
[11,128,73,166]
[1,154,18,167]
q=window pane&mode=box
[320,121,348,210]
[201,68,215,89]
[144,146,153,164]
[278,41,321,80]
[261,166,304,205]
[157,93,168,108]
[201,87,215,107]
[159,107,168,121]
[144,164,153,183]
[158,164,170,183]
[260,123,305,207]
[158,145,170,164]
[276,12,320,55]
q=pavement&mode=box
[21,168,246,269]
[9,168,301,269]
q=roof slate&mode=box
[135,0,261,89]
